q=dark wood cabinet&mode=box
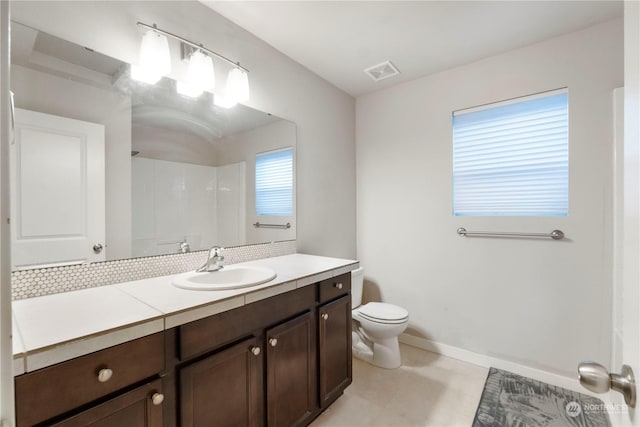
[179,336,263,427]
[15,333,165,427]
[175,274,352,427]
[266,312,317,427]
[318,295,352,408]
[51,379,164,427]
[15,271,354,427]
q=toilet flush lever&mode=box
[578,361,636,407]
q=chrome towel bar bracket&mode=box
[457,228,565,240]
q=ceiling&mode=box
[202,1,623,97]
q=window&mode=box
[452,89,568,216]
[255,147,293,216]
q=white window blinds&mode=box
[256,147,293,216]
[452,90,569,216]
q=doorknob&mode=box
[578,361,636,407]
[93,243,103,254]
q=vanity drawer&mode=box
[180,285,315,360]
[15,332,165,427]
[318,273,351,303]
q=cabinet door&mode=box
[51,379,164,427]
[266,311,317,427]
[180,336,263,427]
[319,295,352,408]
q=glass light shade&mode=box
[226,68,250,103]
[138,30,171,78]
[131,30,171,84]
[214,94,237,109]
[187,50,215,91]
[177,81,203,98]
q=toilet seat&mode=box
[357,302,409,325]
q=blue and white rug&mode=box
[473,368,611,427]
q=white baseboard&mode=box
[399,333,605,398]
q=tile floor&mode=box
[312,344,489,427]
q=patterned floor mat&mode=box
[473,367,612,427]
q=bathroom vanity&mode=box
[12,254,356,426]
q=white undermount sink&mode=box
[172,265,277,291]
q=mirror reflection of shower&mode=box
[132,157,246,257]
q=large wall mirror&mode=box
[9,21,296,270]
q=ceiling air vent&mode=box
[364,61,400,82]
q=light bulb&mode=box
[226,68,250,103]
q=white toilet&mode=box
[351,267,409,369]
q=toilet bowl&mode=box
[351,268,409,369]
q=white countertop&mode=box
[12,253,358,373]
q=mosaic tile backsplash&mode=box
[12,240,297,300]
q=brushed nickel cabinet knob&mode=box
[151,393,164,406]
[97,368,113,383]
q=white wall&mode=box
[11,64,132,261]
[11,0,356,259]
[219,120,296,243]
[356,19,623,377]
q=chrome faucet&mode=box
[178,239,190,253]
[197,246,225,272]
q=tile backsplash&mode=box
[12,240,297,300]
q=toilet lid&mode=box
[358,302,408,324]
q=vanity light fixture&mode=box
[135,22,250,105]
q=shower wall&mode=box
[132,157,246,257]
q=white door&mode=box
[0,1,13,423]
[618,3,640,425]
[598,4,640,425]
[10,108,105,269]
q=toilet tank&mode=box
[351,267,364,309]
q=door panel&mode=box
[619,2,640,423]
[266,311,316,427]
[179,336,262,427]
[10,108,105,268]
[607,4,640,424]
[51,379,163,427]
[319,295,352,408]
